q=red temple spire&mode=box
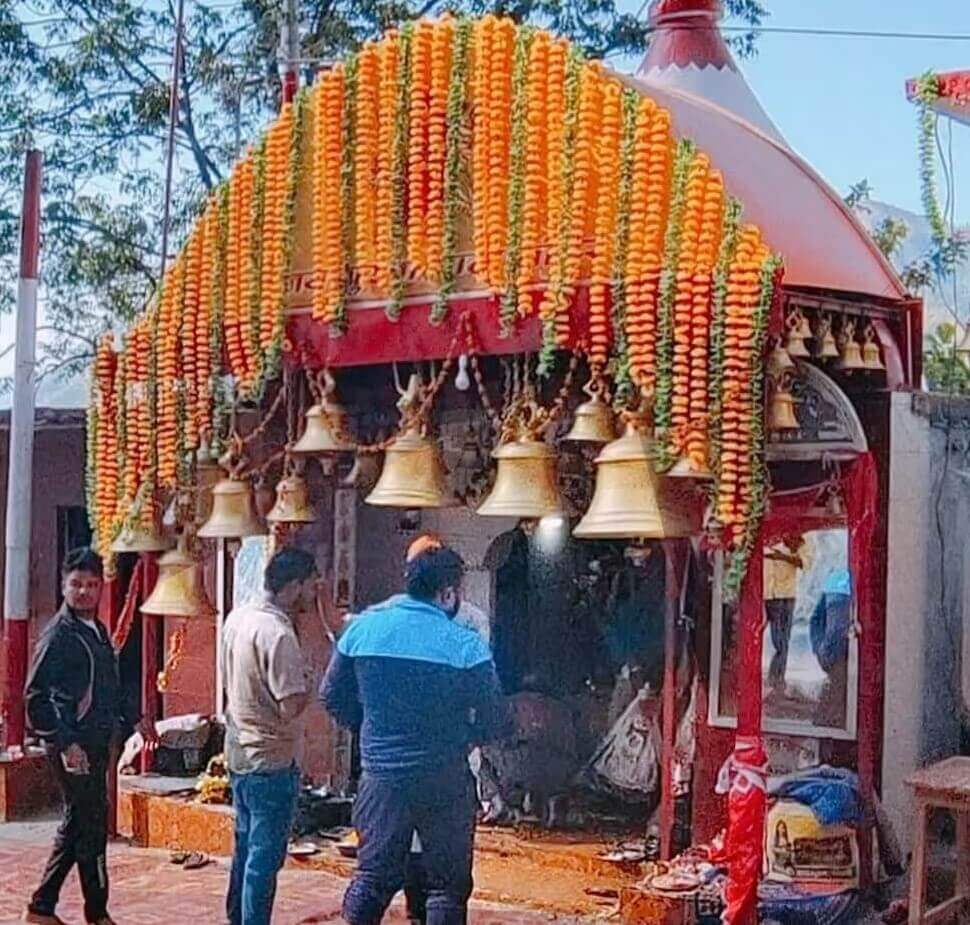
[636,0,785,142]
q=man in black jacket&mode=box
[23,547,158,925]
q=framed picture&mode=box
[708,526,859,740]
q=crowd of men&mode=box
[22,538,507,925]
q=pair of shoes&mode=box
[22,911,68,925]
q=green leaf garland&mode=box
[500,24,535,336]
[431,17,472,325]
[388,23,414,320]
[653,138,696,463]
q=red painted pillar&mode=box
[100,574,124,835]
[139,553,161,774]
[735,540,764,738]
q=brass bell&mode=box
[292,403,355,454]
[267,472,317,524]
[862,326,884,371]
[477,438,563,519]
[198,476,266,538]
[343,452,381,493]
[795,310,813,341]
[141,534,214,619]
[768,387,800,431]
[785,329,811,359]
[574,420,700,540]
[111,517,169,553]
[838,320,865,371]
[366,426,452,509]
[767,338,795,378]
[193,454,224,527]
[564,384,616,444]
[293,370,355,454]
[815,315,840,360]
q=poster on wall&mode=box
[333,487,357,611]
[233,536,272,608]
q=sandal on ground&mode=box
[22,912,68,925]
[169,850,189,864]
[183,851,211,870]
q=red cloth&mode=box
[716,738,768,925]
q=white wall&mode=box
[882,392,931,849]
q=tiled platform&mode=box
[0,820,586,924]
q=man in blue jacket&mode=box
[320,544,508,925]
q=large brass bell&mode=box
[564,381,616,444]
[838,320,865,371]
[293,370,355,454]
[141,534,214,619]
[768,384,800,432]
[198,476,266,538]
[366,426,452,509]
[795,309,813,341]
[574,420,700,540]
[267,471,317,525]
[862,325,885,371]
[767,338,795,378]
[477,438,563,519]
[111,517,169,553]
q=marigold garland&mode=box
[500,24,535,334]
[91,15,788,597]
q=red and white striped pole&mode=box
[2,149,42,751]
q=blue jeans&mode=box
[227,767,299,925]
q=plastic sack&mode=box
[716,737,767,925]
[583,685,660,801]
[769,765,864,827]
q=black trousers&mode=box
[30,743,110,923]
[343,768,477,925]
[766,598,796,685]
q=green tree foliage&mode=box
[0,0,767,384]
[924,323,970,396]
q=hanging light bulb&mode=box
[455,355,471,392]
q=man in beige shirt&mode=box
[764,536,812,688]
[220,546,318,925]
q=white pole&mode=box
[215,537,226,718]
[2,150,42,751]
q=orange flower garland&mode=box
[156,256,183,489]
[260,101,294,352]
[374,34,400,295]
[425,18,454,283]
[195,202,217,442]
[471,16,494,281]
[588,78,622,368]
[486,17,515,290]
[313,67,346,323]
[669,152,709,454]
[181,226,203,452]
[355,44,380,291]
[224,157,247,381]
[92,334,118,551]
[517,29,549,317]
[407,22,433,277]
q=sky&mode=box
[3,0,969,404]
[614,0,970,223]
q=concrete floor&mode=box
[0,820,592,924]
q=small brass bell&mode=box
[815,315,840,360]
[564,383,616,444]
[785,329,811,359]
[862,326,884,371]
[292,404,355,454]
[343,452,381,493]
[767,338,795,378]
[574,420,700,540]
[838,320,865,371]
[768,387,800,431]
[366,426,452,509]
[193,453,224,527]
[477,438,563,519]
[111,517,169,554]
[795,310,813,341]
[141,534,214,619]
[198,476,266,539]
[293,370,355,454]
[267,472,317,525]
